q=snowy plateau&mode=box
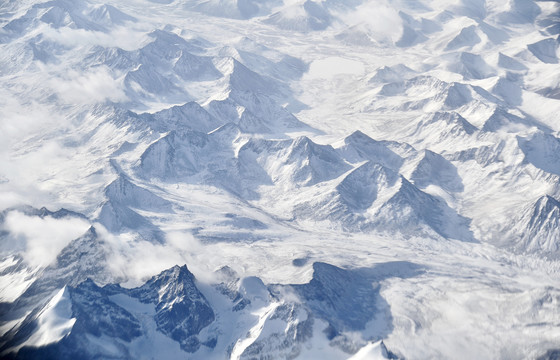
[0,0,560,359]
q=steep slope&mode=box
[206,58,309,133]
[510,195,560,257]
[122,265,216,352]
[369,177,474,241]
[149,102,223,133]
[3,265,215,358]
[334,130,404,170]
[517,131,560,175]
[0,224,117,345]
[3,262,406,359]
[98,174,170,239]
[408,111,478,149]
[238,136,351,188]
[410,150,464,193]
[292,161,401,229]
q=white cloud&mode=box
[0,139,71,211]
[41,25,148,51]
[338,0,403,43]
[48,67,127,104]
[95,226,218,287]
[306,57,365,79]
[2,211,91,268]
[0,93,56,154]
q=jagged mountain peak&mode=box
[509,194,560,256]
[481,107,536,133]
[220,56,277,95]
[86,4,136,26]
[0,205,86,222]
[147,29,193,48]
[455,51,495,79]
[263,1,333,32]
[531,195,560,220]
[53,225,100,269]
[122,264,216,352]
[444,24,481,51]
[410,149,464,192]
[129,264,202,304]
[527,37,559,64]
[498,52,528,71]
[150,101,223,133]
[140,29,212,63]
[138,129,209,180]
[239,135,351,187]
[14,0,135,33]
[370,175,474,241]
[369,64,416,83]
[290,262,379,331]
[349,340,394,360]
[335,161,399,211]
[104,173,172,212]
[427,111,477,134]
[335,131,404,170]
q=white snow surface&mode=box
[1,0,560,359]
[23,287,76,348]
[349,341,391,360]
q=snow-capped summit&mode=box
[511,195,560,256]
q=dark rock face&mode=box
[6,265,215,359]
[214,265,251,311]
[238,302,314,360]
[127,265,215,352]
[537,349,560,360]
[1,226,112,324]
[290,262,379,331]
[70,280,143,343]
[6,281,142,360]
[0,205,87,224]
[3,260,418,359]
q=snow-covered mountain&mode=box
[1,0,560,359]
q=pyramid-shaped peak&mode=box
[87,4,136,25]
[337,131,403,170]
[535,195,560,213]
[288,136,337,158]
[225,58,274,94]
[430,111,477,133]
[345,130,376,143]
[132,264,199,301]
[148,29,188,45]
[411,150,464,192]
[156,264,192,280]
[104,174,171,211]
[311,262,351,282]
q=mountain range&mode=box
[1,0,560,358]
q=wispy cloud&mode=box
[338,0,403,43]
[41,25,149,51]
[97,226,215,286]
[47,67,127,104]
[2,211,91,268]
